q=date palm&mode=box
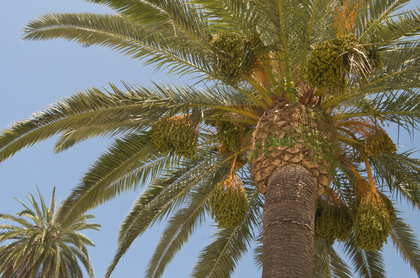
[0,0,419,277]
[0,187,100,278]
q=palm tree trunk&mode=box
[262,165,317,278]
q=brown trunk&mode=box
[262,165,317,278]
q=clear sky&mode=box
[0,1,419,277]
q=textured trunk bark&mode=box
[262,165,317,278]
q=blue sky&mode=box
[0,1,419,277]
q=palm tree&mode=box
[0,0,419,277]
[0,187,100,278]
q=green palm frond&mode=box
[284,0,337,76]
[343,235,386,278]
[335,90,420,133]
[86,0,173,24]
[0,82,252,162]
[145,169,219,278]
[88,0,211,41]
[264,0,293,80]
[381,40,420,75]
[314,241,353,278]
[325,45,420,110]
[390,212,420,276]
[0,214,33,230]
[23,12,214,77]
[314,241,331,277]
[296,0,337,76]
[0,81,259,229]
[0,86,146,162]
[253,230,263,270]
[370,152,420,208]
[369,91,420,131]
[370,0,411,21]
[57,132,166,227]
[192,0,263,37]
[106,150,225,277]
[145,166,258,278]
[53,82,241,152]
[369,6,420,44]
[355,0,412,37]
[326,244,353,278]
[191,187,262,278]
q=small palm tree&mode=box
[0,0,419,277]
[0,187,100,278]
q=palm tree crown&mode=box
[0,187,100,278]
[0,0,419,277]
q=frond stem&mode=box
[277,0,291,91]
[245,78,273,109]
[324,67,413,108]
[361,152,377,193]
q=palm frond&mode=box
[145,168,220,278]
[381,40,420,76]
[367,5,420,44]
[23,13,213,77]
[296,0,337,77]
[314,240,330,277]
[356,0,412,37]
[87,0,171,24]
[191,188,262,278]
[106,150,225,277]
[324,41,420,110]
[0,82,247,163]
[57,132,166,226]
[88,0,211,41]
[343,235,386,278]
[370,151,420,208]
[329,243,353,278]
[314,241,353,278]
[192,0,263,37]
[371,90,420,132]
[253,230,263,270]
[0,214,33,230]
[335,90,420,134]
[389,211,420,276]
